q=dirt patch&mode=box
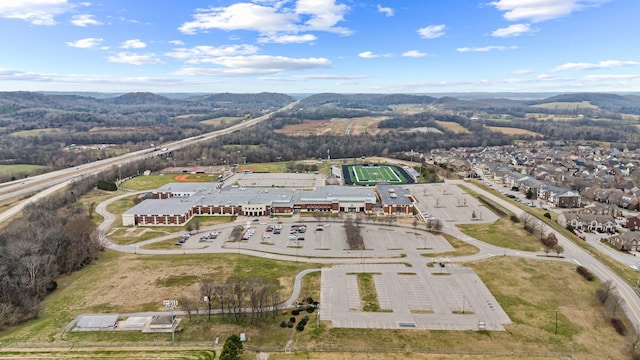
[174,174,207,182]
[236,167,258,173]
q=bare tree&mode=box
[432,219,443,232]
[521,212,533,231]
[596,280,616,304]
[193,218,201,234]
[554,245,564,257]
[200,278,216,320]
[607,293,624,319]
[627,325,640,357]
[179,293,199,321]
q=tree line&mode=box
[179,277,281,325]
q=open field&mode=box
[0,250,319,344]
[120,174,186,190]
[9,128,60,137]
[274,117,388,136]
[0,164,48,177]
[199,116,245,126]
[457,218,541,252]
[486,126,542,137]
[389,104,433,114]
[0,235,627,358]
[0,349,216,359]
[435,120,471,134]
[530,101,599,110]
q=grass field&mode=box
[274,117,389,137]
[200,116,245,126]
[457,218,540,252]
[9,128,60,137]
[0,164,48,177]
[435,120,471,134]
[345,164,408,186]
[0,240,628,359]
[530,101,598,110]
[485,126,543,137]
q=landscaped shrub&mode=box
[510,215,520,223]
[287,321,293,328]
[577,266,594,281]
[306,297,314,304]
[306,306,315,313]
[543,212,551,219]
[45,280,58,292]
[296,321,305,331]
[302,316,310,323]
[279,321,287,328]
[289,317,296,323]
[291,310,300,316]
[612,318,627,335]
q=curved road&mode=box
[93,178,640,330]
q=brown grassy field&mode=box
[389,104,433,114]
[274,117,388,136]
[199,116,245,125]
[435,121,471,134]
[485,126,542,137]
[530,101,599,110]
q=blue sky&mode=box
[0,0,637,93]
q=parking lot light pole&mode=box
[163,299,179,343]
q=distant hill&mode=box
[104,92,174,105]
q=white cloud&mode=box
[492,23,536,37]
[65,37,103,49]
[0,0,71,25]
[358,51,379,59]
[583,74,640,81]
[456,45,517,52]
[261,73,368,82]
[490,0,610,23]
[402,50,427,58]
[169,40,185,46]
[70,14,101,27]
[377,4,394,17]
[296,0,350,34]
[358,51,393,59]
[417,24,445,39]
[512,68,533,75]
[107,52,165,65]
[121,39,147,49]
[179,0,351,38]
[258,33,317,44]
[166,44,259,64]
[552,60,639,72]
[173,55,331,76]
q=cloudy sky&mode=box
[0,0,637,93]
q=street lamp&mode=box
[163,299,179,343]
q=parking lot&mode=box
[213,219,455,259]
[320,264,511,331]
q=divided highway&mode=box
[0,101,298,225]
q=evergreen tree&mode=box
[220,334,243,360]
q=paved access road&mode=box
[93,179,640,332]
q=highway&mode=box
[0,101,298,225]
